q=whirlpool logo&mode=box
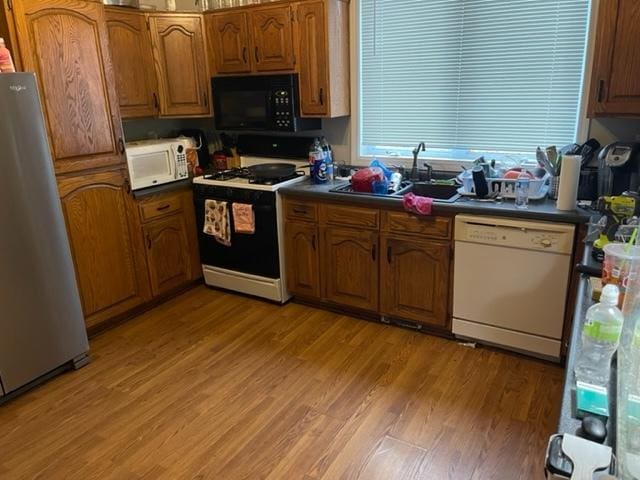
[9,85,27,92]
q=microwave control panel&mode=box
[174,144,189,179]
[272,90,294,130]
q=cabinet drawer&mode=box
[382,211,452,239]
[321,204,379,229]
[285,200,318,222]
[139,195,183,222]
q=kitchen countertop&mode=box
[279,180,593,224]
[132,179,192,199]
[557,245,616,447]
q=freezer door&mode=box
[0,74,89,394]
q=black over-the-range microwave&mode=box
[212,74,321,133]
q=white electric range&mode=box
[192,156,309,303]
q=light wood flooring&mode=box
[0,286,563,479]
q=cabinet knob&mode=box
[387,245,392,263]
[371,244,377,261]
[254,46,260,63]
[319,87,324,106]
[118,137,125,155]
[153,92,159,110]
[242,46,248,64]
[311,234,316,251]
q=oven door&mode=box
[127,148,177,190]
[193,185,280,279]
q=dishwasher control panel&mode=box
[455,215,575,254]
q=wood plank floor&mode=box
[0,286,564,479]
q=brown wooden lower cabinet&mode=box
[284,221,321,298]
[283,197,453,331]
[57,170,151,329]
[58,177,201,332]
[322,226,379,312]
[143,215,193,296]
[380,235,450,328]
[137,188,202,298]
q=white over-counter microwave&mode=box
[125,138,190,191]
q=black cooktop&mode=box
[203,168,304,186]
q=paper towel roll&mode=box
[556,154,581,211]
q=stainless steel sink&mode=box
[400,182,461,203]
[329,182,412,196]
[329,180,460,203]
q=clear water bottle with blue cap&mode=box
[515,170,530,209]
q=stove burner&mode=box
[204,168,251,181]
[204,168,305,185]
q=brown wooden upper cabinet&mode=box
[105,7,159,118]
[294,0,349,117]
[206,6,295,74]
[11,0,126,175]
[57,169,150,330]
[206,0,350,117]
[250,5,295,72]
[149,14,211,117]
[207,11,252,74]
[588,0,640,117]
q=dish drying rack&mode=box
[458,173,551,200]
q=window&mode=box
[359,0,591,164]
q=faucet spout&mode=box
[410,142,426,181]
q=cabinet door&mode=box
[322,227,378,311]
[57,170,150,329]
[106,8,159,118]
[380,236,450,328]
[589,0,640,116]
[143,215,192,296]
[296,1,329,116]
[250,5,295,72]
[12,0,125,175]
[284,222,320,298]
[149,14,211,117]
[207,12,252,74]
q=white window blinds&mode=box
[360,0,590,159]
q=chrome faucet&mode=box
[410,142,426,181]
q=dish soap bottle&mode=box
[575,283,624,386]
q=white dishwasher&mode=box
[453,215,575,361]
